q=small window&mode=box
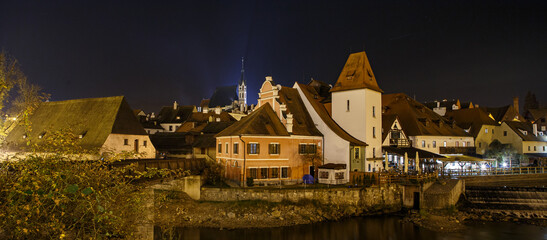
[169,126,173,131]
[528,146,531,151]
[281,167,289,178]
[504,131,507,136]
[249,168,258,179]
[432,141,436,148]
[544,146,546,151]
[124,139,129,145]
[233,142,239,154]
[421,140,426,148]
[373,106,376,117]
[248,143,259,154]
[485,128,488,133]
[492,129,495,134]
[144,141,147,147]
[225,143,229,153]
[467,141,470,147]
[443,141,447,147]
[455,141,459,147]
[373,147,376,158]
[260,168,268,179]
[354,148,360,159]
[269,143,280,155]
[218,143,222,153]
[271,168,279,178]
[347,100,350,111]
[534,146,537,151]
[299,144,307,154]
[307,144,317,154]
[479,142,482,148]
[373,127,376,138]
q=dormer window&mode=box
[79,131,87,139]
[176,116,180,120]
[519,129,528,135]
[38,132,46,139]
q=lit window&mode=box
[462,141,466,147]
[485,128,488,133]
[248,143,259,154]
[456,141,459,147]
[443,141,447,147]
[432,141,436,148]
[421,140,426,148]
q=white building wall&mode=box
[409,135,475,154]
[295,84,351,182]
[331,88,382,160]
[100,133,156,158]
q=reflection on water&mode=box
[155,216,547,240]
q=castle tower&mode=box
[330,51,383,171]
[238,57,247,111]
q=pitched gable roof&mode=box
[526,108,547,122]
[382,93,469,137]
[157,105,196,123]
[445,108,499,137]
[504,121,543,141]
[481,105,523,123]
[297,82,366,146]
[216,102,290,137]
[382,114,399,142]
[278,87,322,136]
[5,96,146,151]
[208,85,237,108]
[330,51,383,93]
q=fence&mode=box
[350,171,439,186]
[445,166,547,177]
[110,158,206,173]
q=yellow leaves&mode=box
[54,199,60,206]
[59,233,66,239]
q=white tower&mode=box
[330,51,383,171]
[238,57,247,111]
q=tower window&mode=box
[347,100,350,111]
[373,106,376,117]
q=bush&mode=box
[201,159,224,186]
[246,177,254,187]
[0,155,156,239]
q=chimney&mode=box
[513,97,519,114]
[265,76,273,82]
[215,107,221,115]
[151,112,155,118]
[436,101,440,108]
[533,123,538,136]
[286,113,294,133]
[173,101,178,110]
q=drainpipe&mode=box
[239,134,246,187]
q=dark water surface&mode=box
[155,216,547,240]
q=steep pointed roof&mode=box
[4,96,147,151]
[216,102,290,137]
[330,51,383,93]
[481,105,523,123]
[208,85,238,108]
[239,58,246,86]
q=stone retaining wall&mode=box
[201,185,402,209]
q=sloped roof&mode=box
[330,51,383,93]
[504,121,543,141]
[208,85,237,108]
[297,82,367,146]
[278,87,323,136]
[382,93,469,137]
[186,111,236,123]
[4,96,147,151]
[423,100,459,110]
[481,105,523,123]
[526,108,547,122]
[149,132,191,153]
[157,105,195,123]
[307,79,332,100]
[445,108,499,137]
[192,134,217,148]
[216,102,290,137]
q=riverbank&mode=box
[153,190,400,230]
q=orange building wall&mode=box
[216,135,322,184]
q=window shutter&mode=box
[288,167,292,179]
[269,144,273,154]
[257,143,260,154]
[247,143,251,154]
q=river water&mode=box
[155,216,547,240]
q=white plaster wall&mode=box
[409,135,475,154]
[332,88,382,159]
[160,123,181,132]
[101,134,156,158]
[295,85,351,181]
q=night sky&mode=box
[1,0,546,112]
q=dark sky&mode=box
[1,0,546,112]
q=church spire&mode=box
[239,57,246,86]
